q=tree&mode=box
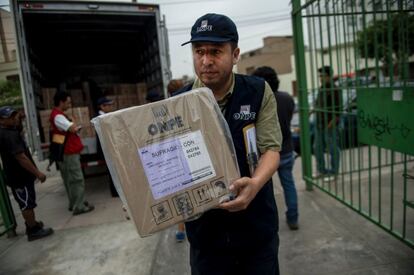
[0,80,23,107]
[356,13,414,77]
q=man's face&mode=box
[61,97,72,111]
[319,74,331,86]
[100,103,114,113]
[192,42,240,91]
[0,112,19,127]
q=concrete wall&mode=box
[237,36,295,94]
[238,37,293,74]
[0,9,18,81]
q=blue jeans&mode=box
[313,127,340,175]
[278,152,298,224]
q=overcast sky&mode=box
[146,0,292,78]
[148,0,293,78]
[1,0,293,78]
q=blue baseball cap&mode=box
[0,106,17,119]
[97,97,113,106]
[181,13,239,46]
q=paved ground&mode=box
[0,157,413,275]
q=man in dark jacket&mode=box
[314,66,342,181]
[177,13,282,275]
[252,66,299,230]
[0,106,54,241]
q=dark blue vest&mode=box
[175,74,278,250]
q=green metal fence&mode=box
[292,0,414,248]
[0,169,16,237]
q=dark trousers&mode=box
[190,235,279,275]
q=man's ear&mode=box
[232,47,240,65]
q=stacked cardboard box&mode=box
[38,82,147,143]
[114,84,139,109]
[93,88,240,236]
[69,107,95,138]
[41,88,57,109]
[39,109,52,143]
[136,83,147,105]
[68,89,84,107]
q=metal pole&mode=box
[292,0,312,191]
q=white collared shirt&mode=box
[54,115,73,132]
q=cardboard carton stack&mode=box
[38,82,147,144]
[68,89,83,107]
[136,83,147,105]
[104,82,148,110]
[70,107,95,138]
[114,84,138,109]
[41,88,57,109]
[93,88,240,236]
[39,109,52,143]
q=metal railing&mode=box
[292,0,414,248]
[0,169,16,237]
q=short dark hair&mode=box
[230,41,238,52]
[53,91,70,107]
[192,41,238,52]
[252,66,280,92]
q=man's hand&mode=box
[218,177,261,212]
[15,153,47,183]
[219,150,279,212]
[36,172,46,183]
[68,124,82,134]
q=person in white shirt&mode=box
[50,91,94,215]
[95,97,118,197]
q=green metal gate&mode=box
[292,0,414,248]
[0,169,16,237]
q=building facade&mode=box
[0,8,18,81]
[237,36,295,95]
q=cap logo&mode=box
[197,20,212,32]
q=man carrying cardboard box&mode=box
[176,13,282,275]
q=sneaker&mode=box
[25,221,44,234]
[175,231,186,242]
[73,205,95,216]
[287,221,299,231]
[69,201,90,212]
[323,175,337,182]
[27,225,54,242]
[35,221,44,228]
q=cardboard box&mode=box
[93,88,240,236]
[39,110,52,143]
[69,107,95,138]
[41,88,57,109]
[68,89,85,107]
[136,82,147,105]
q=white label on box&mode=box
[138,130,216,200]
